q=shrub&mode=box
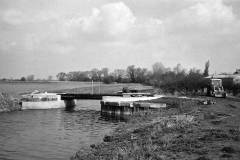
[102,76,114,84]
[233,84,240,96]
[0,93,21,112]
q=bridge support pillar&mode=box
[64,99,76,109]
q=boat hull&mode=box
[21,100,65,110]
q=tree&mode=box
[152,62,167,75]
[56,72,66,81]
[135,67,148,83]
[66,71,83,81]
[203,60,210,77]
[79,71,91,81]
[151,62,169,86]
[113,69,126,82]
[102,75,114,84]
[47,75,53,81]
[20,77,26,81]
[186,68,204,91]
[173,63,183,74]
[90,68,100,81]
[26,74,34,81]
[152,62,170,80]
[127,65,136,82]
[96,70,103,80]
[101,68,109,78]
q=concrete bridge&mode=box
[59,93,162,116]
[59,93,122,100]
[59,93,121,109]
[59,93,154,108]
[59,92,154,100]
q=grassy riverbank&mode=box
[0,92,21,112]
[71,97,240,160]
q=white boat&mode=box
[21,90,65,110]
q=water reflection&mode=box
[100,112,129,122]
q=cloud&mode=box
[0,0,240,78]
[164,0,235,33]
[1,9,60,25]
[161,0,238,47]
[95,2,136,35]
[156,0,240,71]
[61,1,165,45]
[1,1,238,50]
[187,0,234,23]
[2,9,25,25]
[66,2,136,36]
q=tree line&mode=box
[1,75,53,81]
[56,61,212,93]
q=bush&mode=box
[102,76,114,84]
[0,93,21,112]
[233,84,240,96]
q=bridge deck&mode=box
[59,93,154,100]
[59,93,122,100]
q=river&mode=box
[0,100,120,160]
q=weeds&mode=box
[72,97,240,160]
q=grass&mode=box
[0,81,153,98]
[53,83,153,94]
[71,97,240,160]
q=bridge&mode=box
[59,93,122,100]
[58,92,154,108]
[59,92,154,100]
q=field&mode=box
[0,81,153,98]
[0,81,90,97]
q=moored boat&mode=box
[21,90,65,110]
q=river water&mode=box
[0,100,120,160]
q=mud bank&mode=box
[71,97,240,160]
[0,92,21,112]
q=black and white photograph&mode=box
[0,0,240,160]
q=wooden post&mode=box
[91,80,94,95]
[99,81,101,94]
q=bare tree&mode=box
[113,69,126,82]
[127,65,136,83]
[56,72,66,81]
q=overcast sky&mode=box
[0,0,240,78]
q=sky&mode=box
[0,0,240,79]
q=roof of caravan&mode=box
[205,74,240,79]
[22,92,59,97]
